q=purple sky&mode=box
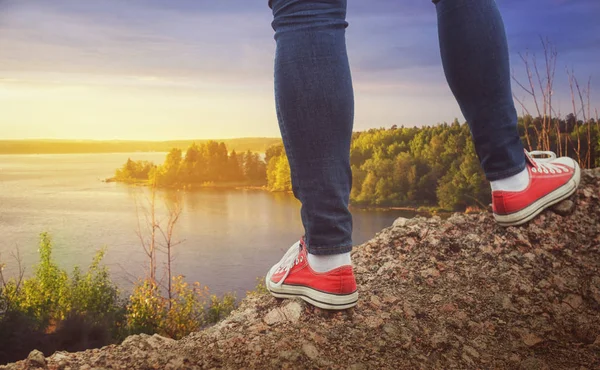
[0,0,598,140]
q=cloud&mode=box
[0,0,274,83]
[0,0,598,139]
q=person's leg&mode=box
[271,0,353,256]
[434,0,525,180]
[433,0,580,225]
[265,0,357,310]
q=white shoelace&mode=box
[528,151,565,174]
[269,241,302,288]
[529,150,557,163]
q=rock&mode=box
[264,301,302,325]
[147,334,177,349]
[278,350,301,362]
[463,345,480,359]
[301,343,319,361]
[563,294,583,310]
[370,295,382,307]
[365,316,384,328]
[582,188,593,198]
[497,294,514,311]
[522,332,544,347]
[552,200,575,216]
[439,303,457,313]
[393,217,410,227]
[382,323,397,336]
[27,350,46,368]
[51,352,69,365]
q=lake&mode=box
[0,153,414,298]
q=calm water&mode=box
[0,153,413,298]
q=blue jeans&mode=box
[270,0,525,255]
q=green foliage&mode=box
[206,292,237,325]
[2,235,122,329]
[347,123,487,210]
[115,159,155,183]
[69,248,120,321]
[126,280,166,335]
[113,117,597,210]
[6,233,70,327]
[264,118,594,210]
[126,276,237,340]
[163,277,207,339]
[115,141,268,188]
[0,233,240,363]
[247,276,268,297]
[266,145,292,192]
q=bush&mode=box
[126,279,166,335]
[163,276,208,339]
[127,276,237,340]
[0,233,239,365]
[0,233,125,365]
[247,276,268,297]
[70,248,121,322]
[206,292,237,324]
[5,233,70,328]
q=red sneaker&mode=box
[266,238,358,310]
[493,151,581,226]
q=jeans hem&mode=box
[486,162,527,181]
[306,244,353,255]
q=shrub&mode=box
[206,292,237,324]
[0,233,125,365]
[247,276,268,297]
[7,233,70,328]
[163,276,208,339]
[126,279,166,335]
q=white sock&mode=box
[490,168,530,192]
[307,252,352,273]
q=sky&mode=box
[0,0,598,140]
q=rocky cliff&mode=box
[3,169,600,370]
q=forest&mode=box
[114,115,599,211]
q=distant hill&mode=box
[0,138,282,155]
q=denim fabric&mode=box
[270,0,525,255]
[271,0,354,255]
[434,0,525,180]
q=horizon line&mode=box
[0,137,283,143]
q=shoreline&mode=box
[106,177,464,214]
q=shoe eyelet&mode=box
[556,169,562,173]
[550,169,555,174]
[532,168,537,173]
[543,169,549,174]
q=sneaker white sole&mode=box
[266,278,358,310]
[494,163,581,226]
